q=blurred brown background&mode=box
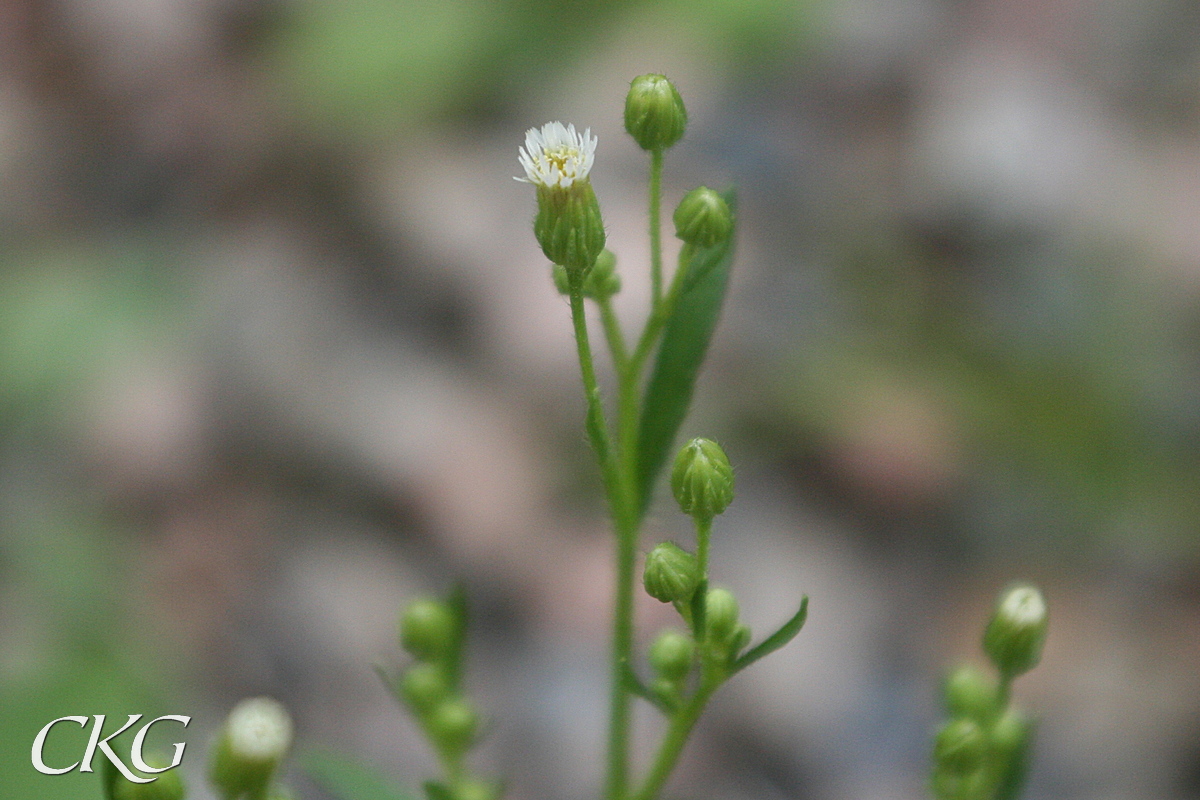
[2,0,1200,799]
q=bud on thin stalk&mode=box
[209,697,293,800]
[671,438,734,520]
[983,584,1048,679]
[674,187,733,248]
[624,74,687,152]
[643,542,701,604]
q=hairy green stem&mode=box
[599,297,629,372]
[632,244,694,375]
[694,516,712,579]
[649,149,664,310]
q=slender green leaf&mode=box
[446,584,470,689]
[302,751,412,800]
[731,596,808,673]
[636,190,737,515]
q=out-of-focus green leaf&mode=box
[302,751,412,800]
[636,190,736,515]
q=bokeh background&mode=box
[3,0,1200,798]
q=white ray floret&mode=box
[516,121,597,188]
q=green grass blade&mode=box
[636,190,736,515]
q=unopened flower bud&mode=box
[649,630,694,681]
[112,762,185,800]
[933,718,987,776]
[983,584,1048,678]
[209,697,293,800]
[671,438,734,519]
[704,587,740,644]
[428,698,479,756]
[624,74,687,152]
[452,778,501,800]
[400,598,457,662]
[584,249,621,300]
[942,664,998,721]
[643,542,700,603]
[673,187,732,248]
[400,663,451,714]
[990,710,1032,760]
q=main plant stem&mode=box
[570,283,638,800]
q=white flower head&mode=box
[516,121,597,189]
[226,696,293,762]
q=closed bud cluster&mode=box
[400,598,458,663]
[671,438,734,519]
[649,630,694,681]
[209,697,293,800]
[643,542,700,603]
[942,664,998,721]
[983,584,1048,678]
[673,187,732,248]
[624,74,687,151]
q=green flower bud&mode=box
[451,779,501,800]
[649,630,694,681]
[427,697,478,756]
[704,587,740,644]
[209,697,293,800]
[983,584,1048,678]
[553,250,621,300]
[624,74,687,152]
[518,122,606,274]
[584,249,621,300]
[673,187,733,248]
[671,438,734,519]
[643,542,701,603]
[942,664,999,721]
[111,763,185,800]
[650,676,682,709]
[933,718,987,776]
[400,598,457,662]
[401,663,452,714]
[990,710,1032,760]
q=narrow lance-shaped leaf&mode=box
[636,189,737,516]
[302,751,413,800]
[732,595,808,674]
